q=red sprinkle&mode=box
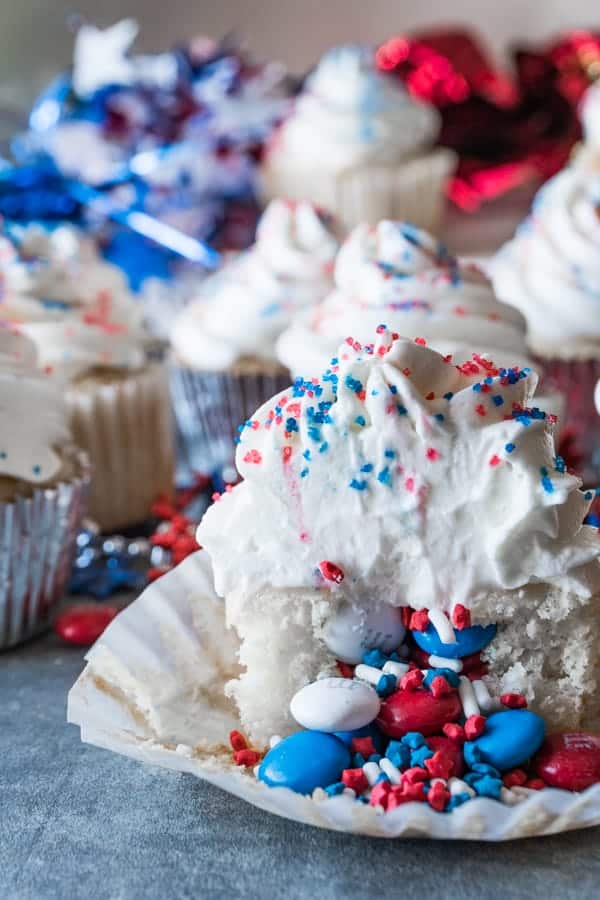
[229,730,248,752]
[243,449,262,465]
[402,766,429,785]
[318,560,345,584]
[489,454,501,467]
[342,769,369,793]
[369,781,392,808]
[351,737,377,758]
[400,669,424,691]
[233,750,261,767]
[426,447,440,461]
[503,769,528,788]
[399,781,426,802]
[443,723,466,744]
[525,778,546,791]
[452,604,471,630]
[425,751,454,780]
[464,715,487,740]
[337,661,354,679]
[430,675,456,698]
[409,609,429,632]
[501,693,528,709]
[54,604,119,647]
[427,781,450,812]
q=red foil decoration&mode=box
[376,28,600,210]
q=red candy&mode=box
[464,715,486,740]
[533,733,600,792]
[501,693,528,709]
[377,688,462,738]
[318,560,344,583]
[54,604,119,646]
[427,736,465,777]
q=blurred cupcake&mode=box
[0,225,174,530]
[0,325,89,648]
[491,162,600,483]
[277,220,539,380]
[260,45,455,234]
[170,199,338,477]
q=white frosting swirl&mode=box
[0,225,146,380]
[277,221,533,378]
[170,200,338,370]
[198,328,600,615]
[268,45,440,171]
[0,325,70,484]
[491,166,600,358]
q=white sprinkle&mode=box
[363,761,381,786]
[472,679,497,713]
[269,734,282,748]
[380,758,402,784]
[354,664,384,686]
[500,787,520,806]
[382,660,409,678]
[448,777,476,798]
[428,654,463,672]
[428,609,456,644]
[459,676,480,718]
[312,787,327,802]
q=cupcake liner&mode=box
[68,365,174,532]
[170,364,290,481]
[260,148,456,235]
[68,550,600,840]
[0,451,90,650]
[539,357,600,485]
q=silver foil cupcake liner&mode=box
[170,365,291,481]
[539,357,600,486]
[0,452,90,650]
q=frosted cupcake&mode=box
[0,325,89,648]
[0,225,173,530]
[277,221,538,379]
[170,199,338,475]
[491,161,600,483]
[261,45,456,235]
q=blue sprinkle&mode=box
[32,465,41,475]
[362,648,388,668]
[401,732,426,749]
[303,449,311,461]
[349,479,368,491]
[285,417,298,433]
[368,754,382,764]
[300,468,309,478]
[389,385,398,395]
[434,413,445,422]
[376,674,397,697]
[585,491,594,501]
[355,416,366,427]
[360,463,374,473]
[319,442,329,453]
[471,762,501,778]
[352,753,366,767]
[410,745,434,768]
[463,742,482,768]
[443,392,454,401]
[397,405,407,416]
[384,448,396,459]
[446,793,471,811]
[424,668,460,689]
[375,772,391,784]
[377,467,392,487]
[472,383,482,393]
[324,782,346,797]
[505,442,516,453]
[472,775,502,800]
[492,395,504,407]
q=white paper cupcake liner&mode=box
[68,365,174,531]
[0,451,90,650]
[260,147,456,236]
[68,551,600,840]
[170,364,291,481]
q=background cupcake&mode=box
[277,220,539,380]
[0,325,89,648]
[491,162,600,483]
[260,45,456,235]
[0,225,173,530]
[170,199,338,478]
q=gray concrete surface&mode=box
[2,631,600,900]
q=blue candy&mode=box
[258,731,350,794]
[466,710,545,772]
[412,622,497,659]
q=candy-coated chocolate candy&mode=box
[427,736,465,778]
[466,710,545,772]
[376,689,462,738]
[322,603,406,664]
[412,622,496,659]
[54,603,119,646]
[290,678,380,732]
[258,731,350,794]
[533,733,600,792]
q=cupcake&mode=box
[260,45,456,235]
[0,225,174,530]
[277,220,540,379]
[491,159,600,483]
[0,325,89,648]
[169,199,338,476]
[198,328,600,750]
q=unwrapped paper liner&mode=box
[170,364,290,480]
[68,550,600,840]
[260,147,455,235]
[1,449,90,649]
[68,364,174,531]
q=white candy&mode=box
[322,603,406,664]
[379,757,402,784]
[448,777,476,798]
[382,660,409,678]
[458,676,480,719]
[290,677,380,732]
[428,655,462,673]
[354,664,385,686]
[428,609,457,644]
[362,761,381,786]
